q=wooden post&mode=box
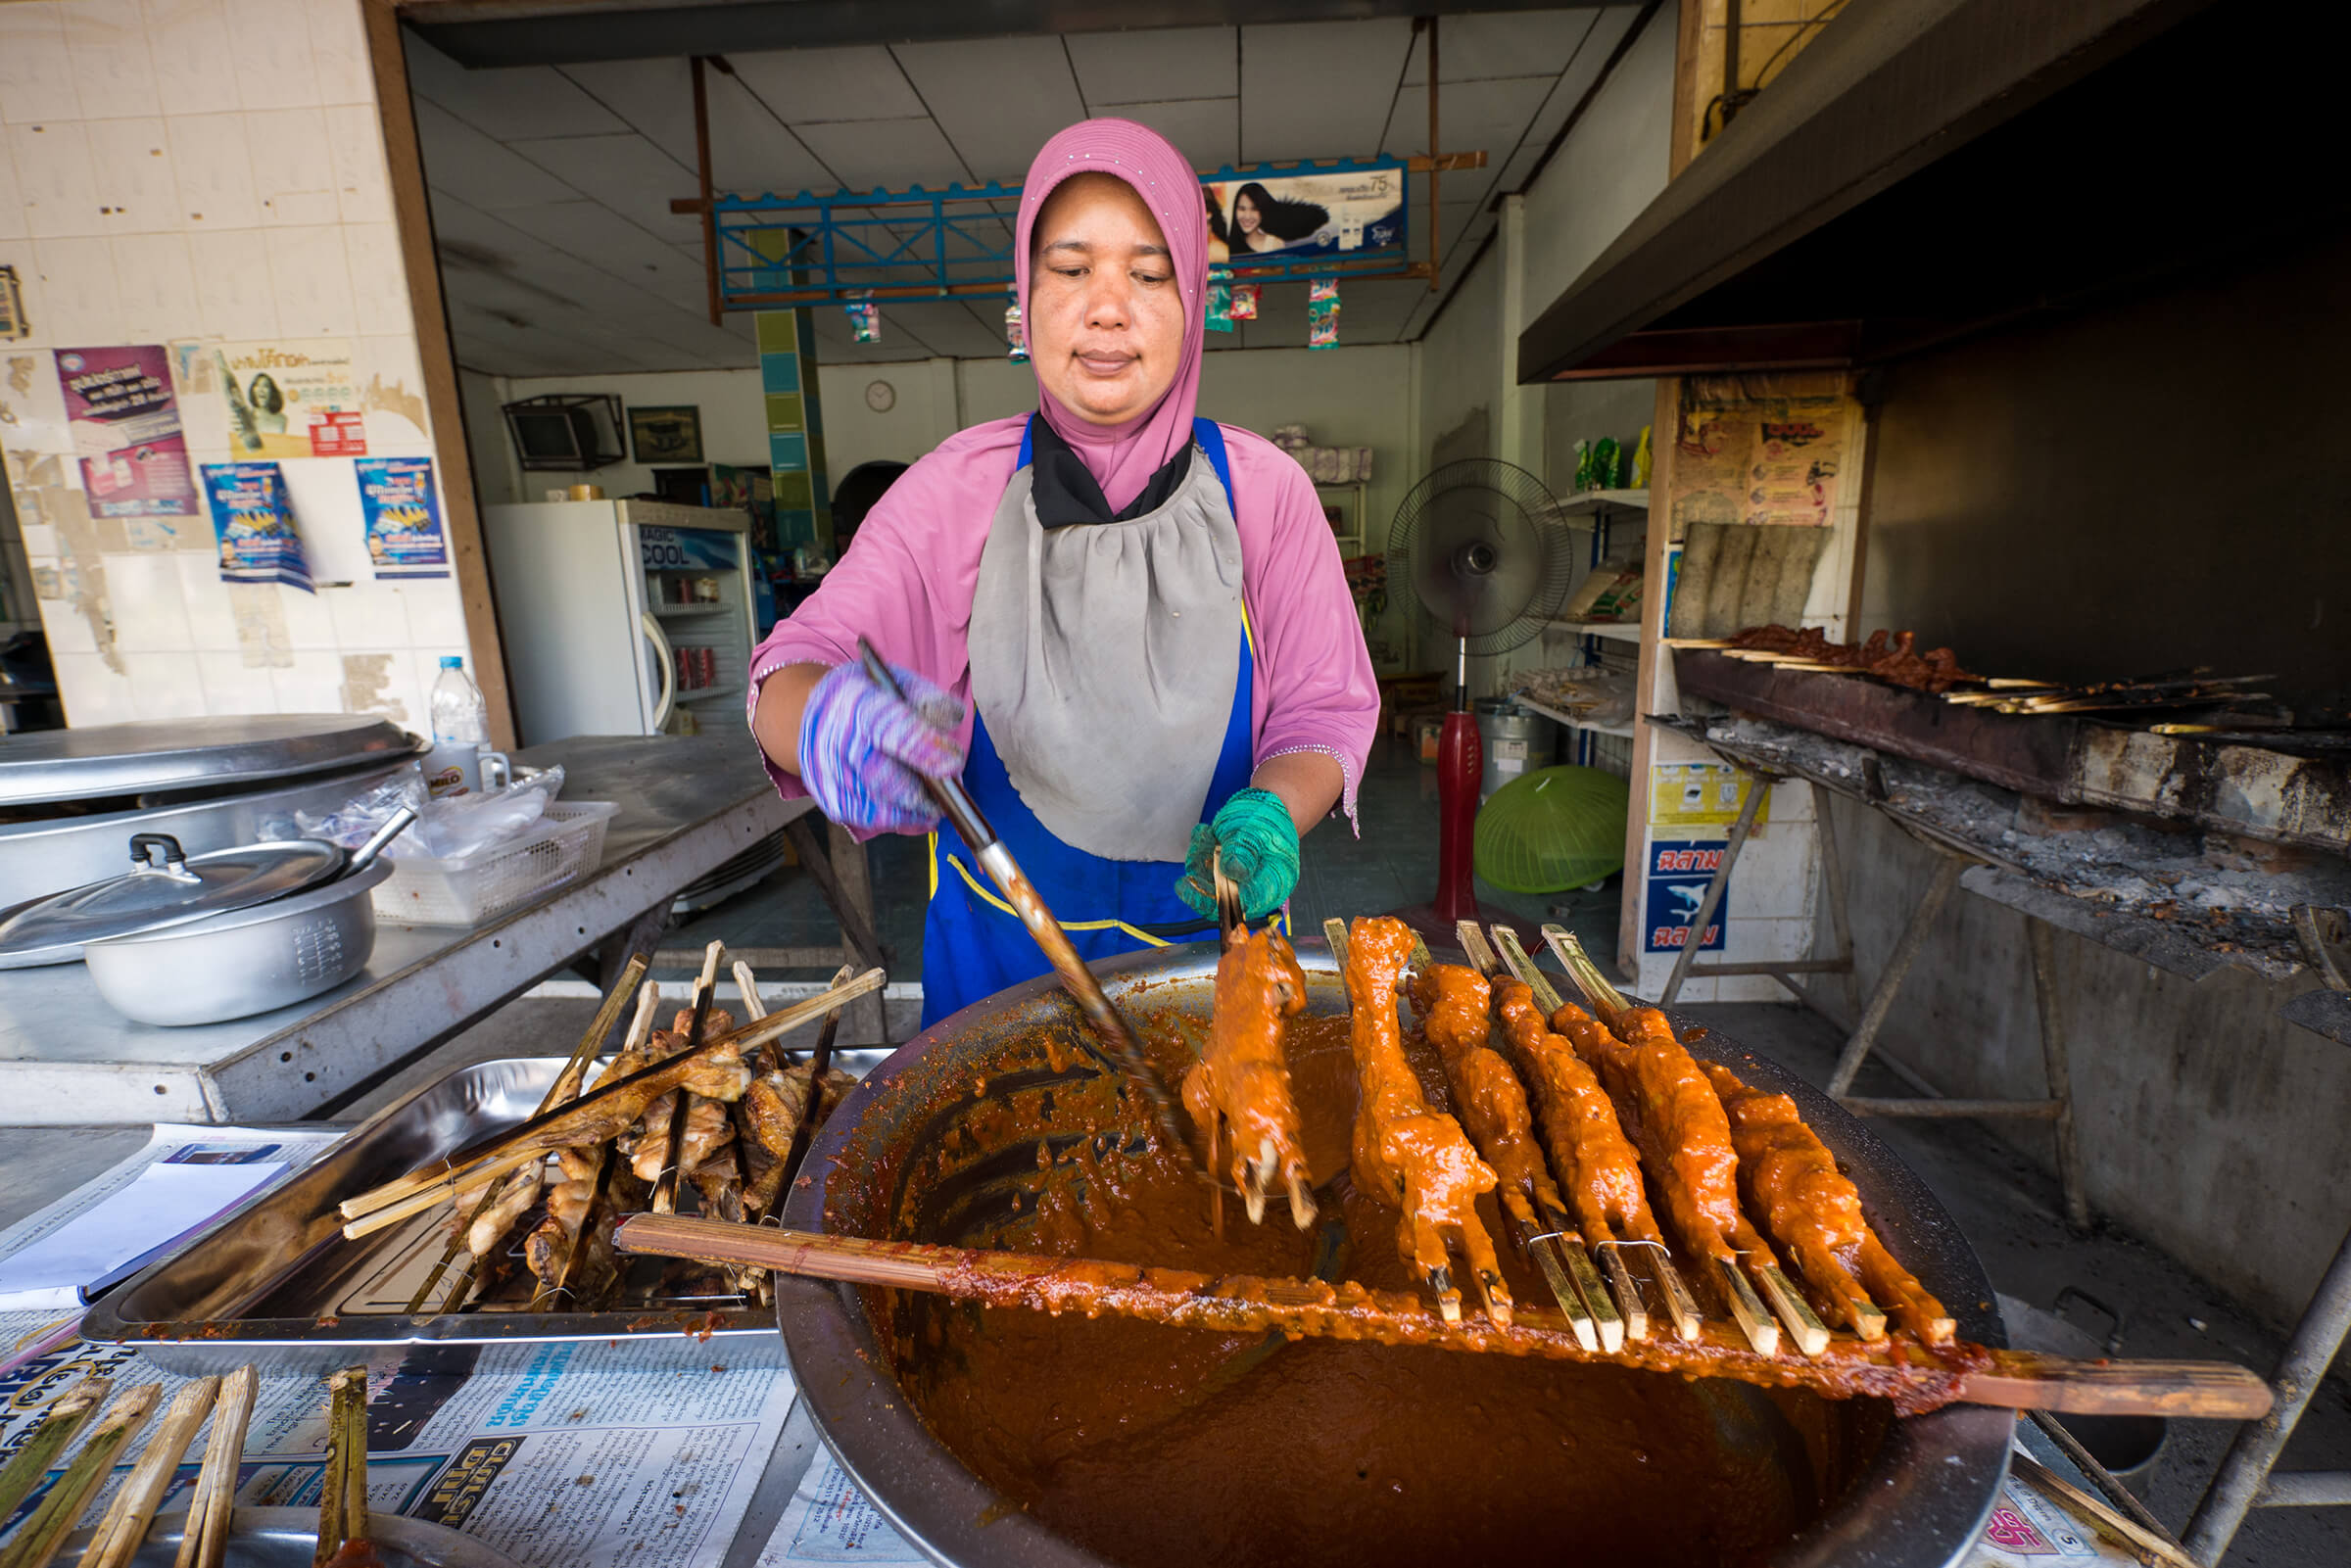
[692,56,722,326]
[359,0,516,751]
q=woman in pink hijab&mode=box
[746,118,1378,1027]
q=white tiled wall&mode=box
[0,0,472,734]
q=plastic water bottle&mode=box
[424,655,490,798]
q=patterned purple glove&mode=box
[796,661,966,832]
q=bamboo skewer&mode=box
[337,968,885,1228]
[0,1377,111,1524]
[650,943,726,1217]
[78,1377,220,1568]
[174,1365,257,1568]
[312,1367,369,1568]
[0,1384,161,1568]
[609,1213,2272,1418]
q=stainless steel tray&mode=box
[59,1508,523,1568]
[80,1053,882,1376]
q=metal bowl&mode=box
[778,942,2013,1568]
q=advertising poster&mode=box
[1747,412,1843,528]
[200,460,314,593]
[215,340,360,459]
[52,345,198,521]
[355,455,451,579]
[1642,839,1731,954]
[1204,166,1405,272]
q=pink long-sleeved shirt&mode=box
[744,415,1378,839]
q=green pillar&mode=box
[757,309,833,554]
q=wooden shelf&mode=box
[651,603,735,618]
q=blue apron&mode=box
[921,415,1262,1028]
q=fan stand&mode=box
[1389,638,1539,953]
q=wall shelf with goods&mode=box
[1315,480,1369,553]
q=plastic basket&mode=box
[371,800,620,927]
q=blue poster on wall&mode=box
[1642,839,1730,954]
[355,456,450,579]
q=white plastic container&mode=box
[370,800,619,927]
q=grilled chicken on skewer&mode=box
[1186,925,1319,1228]
[1703,1061,1954,1345]
[1489,975,1662,1343]
[1343,918,1510,1324]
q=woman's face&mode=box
[1028,173,1185,428]
[1234,192,1261,234]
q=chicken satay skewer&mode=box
[1187,889,1317,1230]
[1543,928,1826,1357]
[1411,926,1605,1352]
[1342,918,1511,1325]
[1472,927,1656,1347]
[648,942,725,1215]
[1490,927,1704,1343]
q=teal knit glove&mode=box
[1176,787,1300,922]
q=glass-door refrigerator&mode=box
[484,499,756,744]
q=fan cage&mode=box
[1388,458,1577,658]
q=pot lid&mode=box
[0,714,419,807]
[0,832,346,958]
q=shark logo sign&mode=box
[1643,840,1729,954]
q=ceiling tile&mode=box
[508,132,700,245]
[1091,98,1237,173]
[1066,27,1235,107]
[1384,74,1553,213]
[1401,11,1606,84]
[727,46,925,124]
[556,58,695,159]
[1518,6,1646,152]
[414,100,578,211]
[889,36,1084,187]
[494,200,708,313]
[405,32,626,142]
[792,117,968,195]
[1240,19,1415,164]
[706,78,834,198]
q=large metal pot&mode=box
[778,944,2013,1568]
[80,856,393,1025]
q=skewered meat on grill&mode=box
[1344,918,1509,1324]
[1492,979,1661,1252]
[1412,965,1565,1230]
[1726,624,1977,692]
[678,1096,736,1176]
[1703,1062,1955,1344]
[1185,926,1317,1228]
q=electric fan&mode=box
[1386,458,1577,941]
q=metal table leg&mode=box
[1813,783,1863,1022]
[2184,1219,2351,1563]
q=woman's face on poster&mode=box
[1234,192,1261,234]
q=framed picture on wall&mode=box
[629,405,704,464]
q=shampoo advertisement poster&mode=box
[355,456,451,579]
[214,340,362,459]
[1203,166,1405,272]
[52,345,198,520]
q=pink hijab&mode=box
[1014,119,1208,514]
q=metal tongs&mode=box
[855,639,1194,1159]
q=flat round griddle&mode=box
[0,714,419,808]
[778,942,2012,1568]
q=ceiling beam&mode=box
[403,0,1610,69]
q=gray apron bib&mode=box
[966,448,1244,863]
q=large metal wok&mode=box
[777,942,2013,1568]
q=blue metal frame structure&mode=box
[710,158,1419,309]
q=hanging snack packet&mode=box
[1308,277,1341,304]
[1228,283,1260,320]
[201,460,313,593]
[845,297,880,344]
[1005,300,1029,361]
[1631,424,1654,488]
[1206,265,1234,333]
[1308,298,1340,350]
